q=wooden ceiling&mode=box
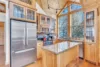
[36,0,81,18]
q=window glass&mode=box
[58,16,68,39]
[71,11,84,39]
[49,19,55,33]
[86,11,95,42]
[61,7,68,14]
[71,4,82,11]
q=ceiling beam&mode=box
[57,0,82,16]
[57,0,69,16]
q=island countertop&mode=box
[42,41,81,54]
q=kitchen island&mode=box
[42,41,81,67]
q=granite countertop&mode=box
[42,41,81,54]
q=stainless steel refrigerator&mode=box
[10,20,37,67]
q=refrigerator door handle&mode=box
[15,48,35,54]
[26,28,28,46]
[23,28,26,46]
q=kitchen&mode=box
[0,0,100,67]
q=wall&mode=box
[0,0,10,65]
[36,2,47,15]
[0,12,5,22]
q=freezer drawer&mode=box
[11,48,36,67]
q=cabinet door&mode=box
[85,43,96,63]
[41,16,46,24]
[26,8,36,22]
[10,2,26,19]
[47,17,50,24]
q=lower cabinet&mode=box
[85,43,96,63]
[37,42,43,59]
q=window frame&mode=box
[58,3,84,40]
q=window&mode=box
[71,4,82,11]
[49,19,55,33]
[86,11,95,42]
[71,11,84,39]
[58,16,68,38]
[61,7,68,14]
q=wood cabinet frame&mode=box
[9,0,36,10]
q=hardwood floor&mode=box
[0,65,10,67]
[0,46,5,66]
[26,59,100,67]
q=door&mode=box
[26,23,37,49]
[11,20,26,67]
[85,9,98,64]
[11,20,26,51]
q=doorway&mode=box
[0,2,6,66]
[0,22,5,66]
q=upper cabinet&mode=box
[9,0,36,9]
[9,2,36,22]
[12,4,25,19]
[26,8,36,21]
[37,14,56,33]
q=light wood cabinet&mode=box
[37,13,56,33]
[37,41,43,59]
[9,2,36,22]
[10,3,26,19]
[26,8,36,22]
[9,0,36,9]
[42,45,79,67]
